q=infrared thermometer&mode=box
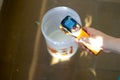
[59,16,101,55]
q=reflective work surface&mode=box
[0,0,120,80]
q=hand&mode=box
[76,27,115,53]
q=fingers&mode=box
[75,38,93,54]
[82,27,94,37]
[79,42,93,54]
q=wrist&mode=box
[111,38,120,53]
[102,36,115,52]
[103,36,120,53]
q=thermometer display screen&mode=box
[61,16,77,32]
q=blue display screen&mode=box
[61,16,77,32]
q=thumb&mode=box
[79,37,90,44]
